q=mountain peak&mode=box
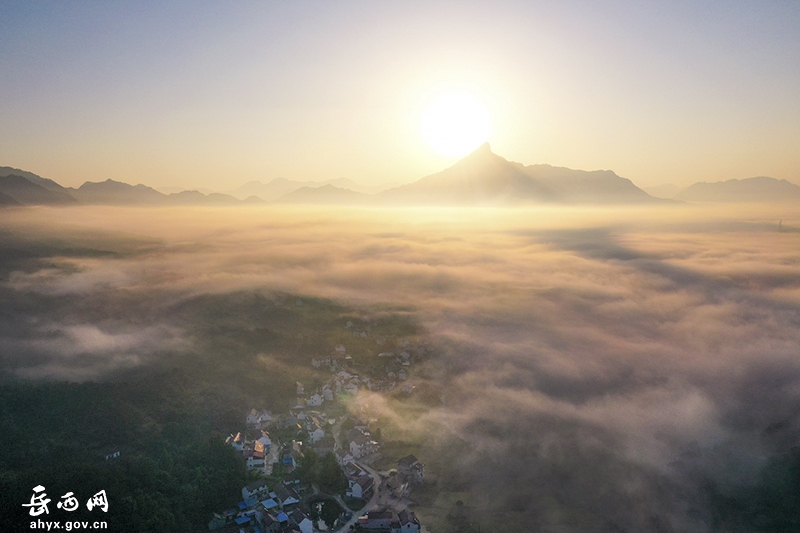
[452,142,501,168]
[471,142,492,156]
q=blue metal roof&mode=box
[261,498,278,508]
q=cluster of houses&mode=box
[296,369,368,407]
[355,510,421,533]
[209,478,311,532]
[228,408,338,476]
[310,333,427,396]
[212,326,430,532]
[341,419,379,461]
[216,414,426,533]
[225,422,275,475]
[226,411,276,474]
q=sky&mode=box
[1,1,799,191]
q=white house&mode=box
[273,483,300,510]
[346,474,374,500]
[307,393,323,407]
[242,479,270,500]
[290,510,313,533]
[348,429,378,458]
[247,409,273,429]
[255,435,271,452]
[258,410,273,426]
[336,448,354,466]
[397,454,424,483]
[397,509,421,532]
[245,449,266,471]
[308,423,325,444]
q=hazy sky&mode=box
[1,1,799,190]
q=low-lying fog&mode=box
[2,203,799,532]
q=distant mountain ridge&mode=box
[675,176,800,202]
[228,177,395,201]
[0,166,71,194]
[0,190,21,206]
[70,179,168,205]
[0,174,78,205]
[0,172,250,206]
[275,184,370,205]
[3,153,795,207]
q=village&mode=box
[208,319,429,533]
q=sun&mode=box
[421,92,491,158]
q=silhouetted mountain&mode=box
[380,143,658,205]
[70,179,168,205]
[380,143,554,204]
[71,179,255,205]
[0,174,79,205]
[675,177,800,202]
[243,195,267,204]
[230,177,394,201]
[167,190,241,205]
[274,184,370,204]
[525,164,656,203]
[157,186,215,195]
[0,190,21,206]
[0,167,72,195]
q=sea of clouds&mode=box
[2,204,799,531]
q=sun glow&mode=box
[421,92,492,158]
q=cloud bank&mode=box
[1,204,799,531]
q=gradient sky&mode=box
[1,1,799,191]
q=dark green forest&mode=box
[0,374,247,532]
